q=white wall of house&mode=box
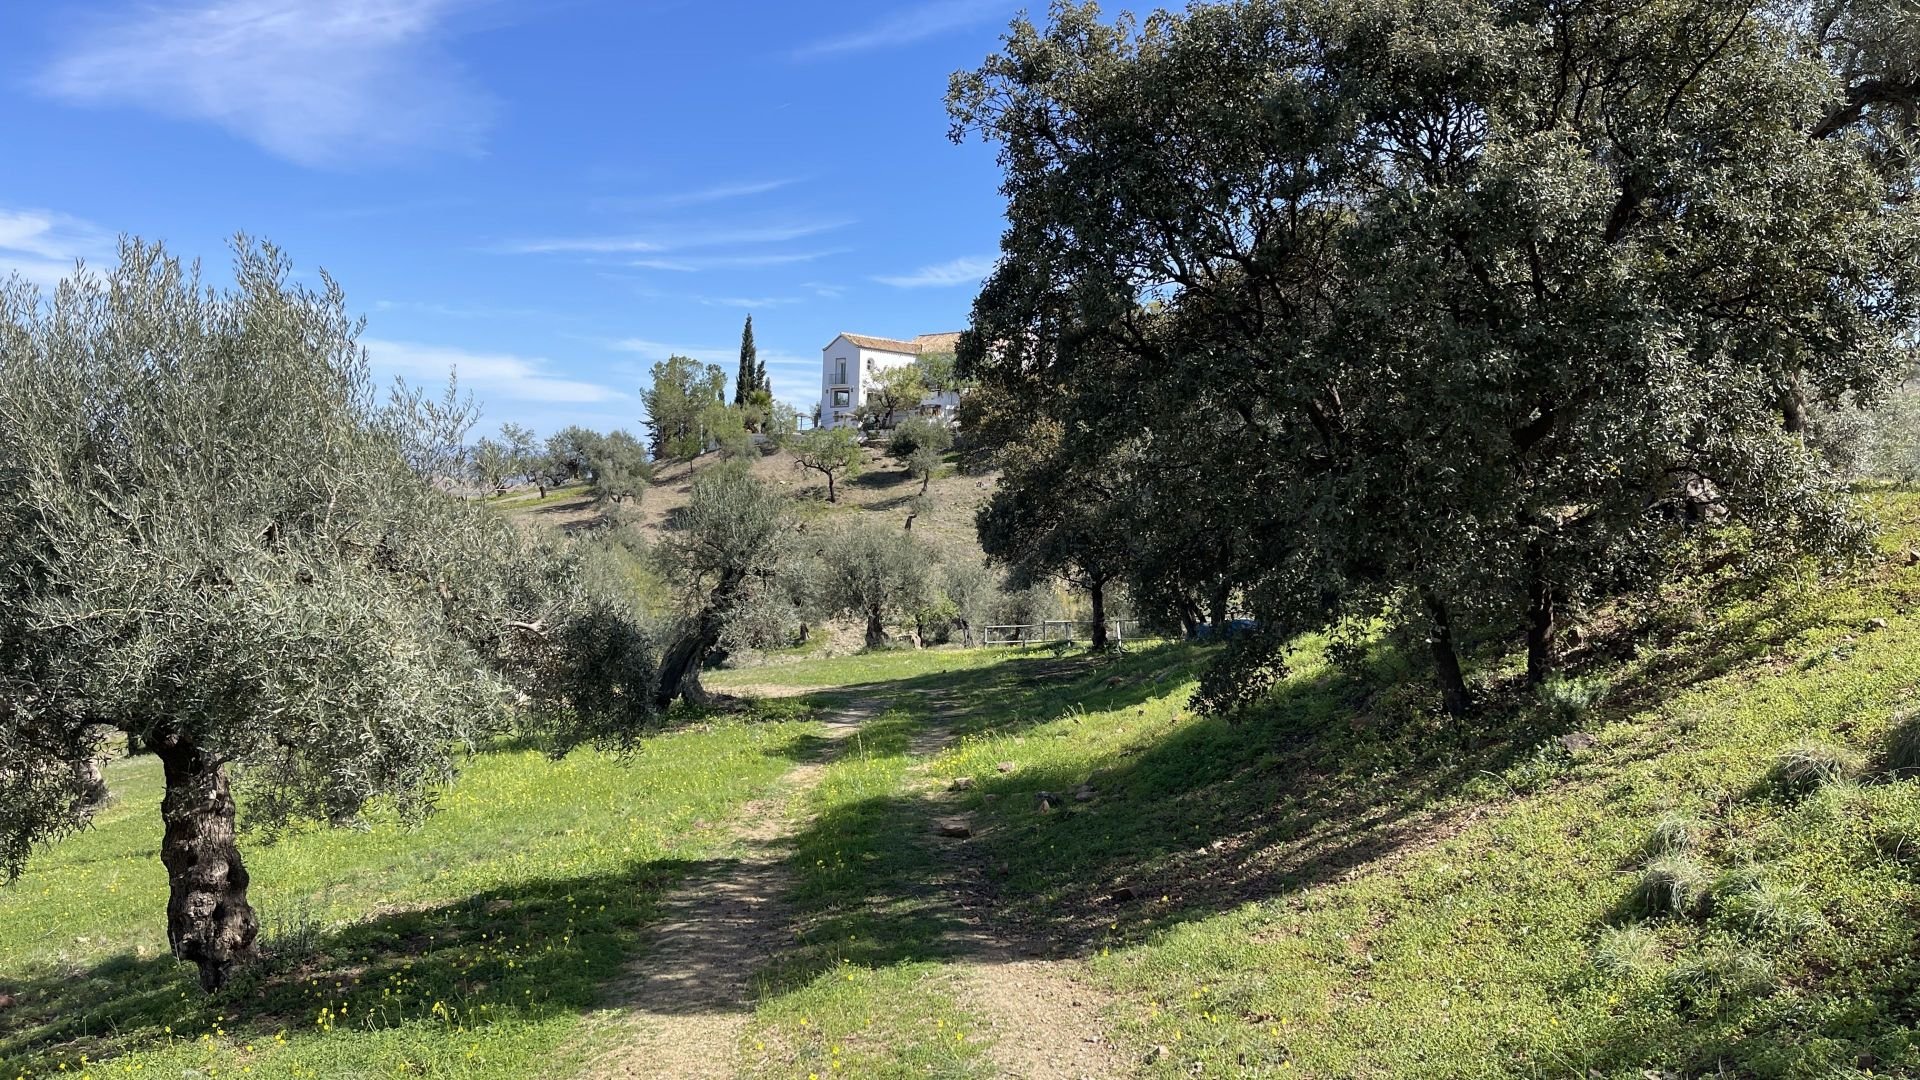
[820,335,919,429]
[819,333,972,430]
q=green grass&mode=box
[0,710,820,1079]
[487,482,591,510]
[706,645,1027,692]
[711,489,1920,1077]
[741,709,993,1080]
[17,490,1920,1078]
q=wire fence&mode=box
[980,619,1161,648]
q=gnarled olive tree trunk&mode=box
[71,756,109,808]
[654,569,743,709]
[154,734,257,991]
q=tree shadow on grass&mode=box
[752,632,1763,972]
[849,466,915,493]
[725,643,1547,1013]
[0,858,705,1073]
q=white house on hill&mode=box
[819,331,963,430]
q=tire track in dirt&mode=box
[908,688,1133,1080]
[574,702,869,1080]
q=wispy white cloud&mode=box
[38,0,492,167]
[364,338,625,405]
[371,298,556,320]
[0,207,113,288]
[630,250,845,273]
[875,255,995,289]
[697,295,802,309]
[504,220,851,256]
[610,338,739,367]
[698,294,802,307]
[598,178,803,212]
[795,0,1005,59]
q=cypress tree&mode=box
[734,315,759,405]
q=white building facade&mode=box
[819,331,963,430]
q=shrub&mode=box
[1884,710,1920,776]
[1871,814,1920,865]
[1714,872,1823,939]
[1502,740,1577,793]
[1537,675,1609,726]
[1627,856,1713,920]
[1672,945,1775,999]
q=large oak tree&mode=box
[952,0,1920,714]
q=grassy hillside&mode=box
[9,493,1920,1078]
[501,443,997,560]
[702,489,1920,1077]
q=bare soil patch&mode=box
[574,707,865,1079]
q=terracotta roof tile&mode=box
[837,333,921,353]
[832,331,967,355]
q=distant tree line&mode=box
[949,0,1920,714]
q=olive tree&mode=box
[653,464,788,706]
[588,430,653,503]
[789,425,863,503]
[0,239,657,991]
[940,555,1000,647]
[861,365,926,432]
[818,519,934,648]
[890,417,954,495]
[547,426,605,483]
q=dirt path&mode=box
[575,704,867,1080]
[907,702,1133,1080]
[576,688,1127,1079]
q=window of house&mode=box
[833,388,850,408]
[834,359,847,384]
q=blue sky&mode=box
[0,0,1070,437]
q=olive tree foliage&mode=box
[653,464,790,706]
[386,374,481,486]
[0,239,658,991]
[890,416,955,495]
[789,425,863,503]
[472,424,547,494]
[817,519,934,648]
[859,364,927,432]
[940,554,1001,646]
[951,0,1920,716]
[589,430,653,503]
[698,401,755,459]
[547,426,606,483]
